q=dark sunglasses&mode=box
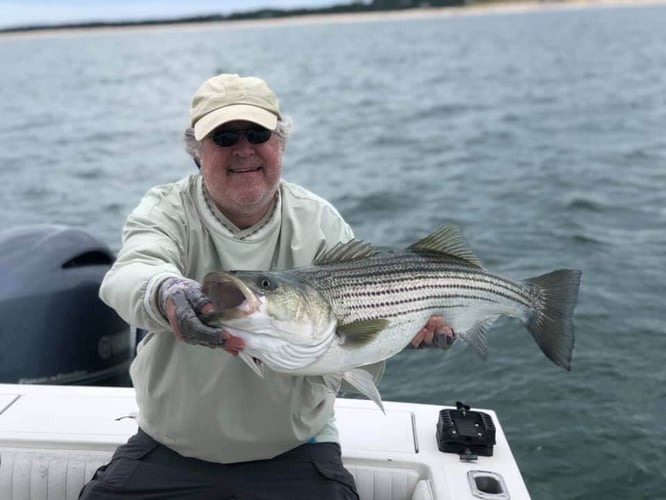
[211,127,272,147]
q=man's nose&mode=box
[231,136,255,156]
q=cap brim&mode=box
[193,105,278,140]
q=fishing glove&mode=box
[429,331,456,349]
[407,333,456,350]
[157,277,225,348]
[407,317,456,350]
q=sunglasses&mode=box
[211,127,272,147]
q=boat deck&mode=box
[0,384,530,499]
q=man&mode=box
[80,73,451,500]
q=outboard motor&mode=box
[0,225,132,386]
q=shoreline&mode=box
[1,0,665,39]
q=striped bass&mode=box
[201,225,581,410]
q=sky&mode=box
[0,0,345,29]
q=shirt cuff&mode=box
[144,272,181,330]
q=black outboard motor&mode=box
[0,225,132,386]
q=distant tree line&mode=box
[0,0,468,33]
[219,0,466,23]
[368,0,465,8]
[222,0,465,22]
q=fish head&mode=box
[201,271,337,372]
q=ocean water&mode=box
[1,4,665,499]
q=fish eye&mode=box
[256,275,277,290]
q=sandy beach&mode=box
[1,0,665,39]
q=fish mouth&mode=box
[201,271,260,321]
[201,272,266,377]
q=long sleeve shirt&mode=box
[100,174,354,463]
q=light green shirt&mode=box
[100,174,355,463]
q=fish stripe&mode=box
[291,251,538,326]
[304,270,532,306]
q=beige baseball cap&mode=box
[190,74,281,140]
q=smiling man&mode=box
[80,73,451,500]
[192,75,285,229]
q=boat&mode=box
[0,224,531,499]
[0,383,530,499]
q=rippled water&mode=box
[1,5,665,499]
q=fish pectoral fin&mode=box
[337,319,389,346]
[464,316,499,360]
[343,368,385,414]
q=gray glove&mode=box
[158,277,224,348]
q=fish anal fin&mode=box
[408,224,483,268]
[337,319,389,347]
[343,368,385,414]
[462,316,499,360]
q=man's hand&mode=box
[409,315,455,349]
[158,277,244,354]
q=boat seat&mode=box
[0,448,112,500]
[0,449,433,500]
[347,464,434,500]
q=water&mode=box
[1,5,665,498]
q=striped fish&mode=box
[202,225,581,410]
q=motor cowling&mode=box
[0,225,132,385]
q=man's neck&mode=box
[220,205,271,230]
[205,188,278,231]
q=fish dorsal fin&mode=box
[408,224,483,268]
[314,239,382,265]
[337,319,389,346]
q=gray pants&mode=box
[79,429,359,500]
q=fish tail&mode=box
[524,269,582,371]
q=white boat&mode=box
[0,383,531,500]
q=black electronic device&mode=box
[436,402,496,458]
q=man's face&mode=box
[199,120,282,227]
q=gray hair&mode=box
[184,115,293,164]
